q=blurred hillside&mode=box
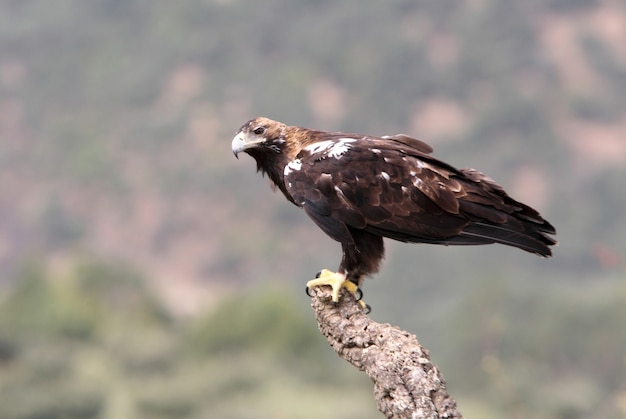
[1,1,625,418]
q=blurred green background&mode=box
[1,1,625,418]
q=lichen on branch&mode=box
[308,286,463,419]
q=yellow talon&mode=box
[306,269,347,302]
[306,269,370,313]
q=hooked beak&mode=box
[231,132,264,158]
[231,132,245,159]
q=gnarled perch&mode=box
[309,286,463,419]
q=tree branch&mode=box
[309,286,463,419]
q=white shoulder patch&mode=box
[284,159,302,176]
[304,140,334,154]
[304,138,357,160]
[328,138,356,159]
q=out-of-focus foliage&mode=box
[1,0,625,418]
[0,260,373,419]
[1,260,623,418]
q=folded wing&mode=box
[285,135,556,257]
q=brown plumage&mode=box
[232,117,556,294]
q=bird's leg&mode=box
[306,269,371,313]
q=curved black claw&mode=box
[305,286,314,297]
[354,287,363,301]
[363,304,372,315]
[315,270,322,278]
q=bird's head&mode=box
[231,117,288,159]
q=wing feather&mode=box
[382,134,434,154]
[285,135,555,255]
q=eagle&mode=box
[232,117,556,311]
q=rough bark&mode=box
[309,286,463,419]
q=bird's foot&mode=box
[306,269,371,313]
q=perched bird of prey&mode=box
[232,117,556,311]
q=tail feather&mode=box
[460,221,556,257]
[456,192,557,257]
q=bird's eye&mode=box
[253,126,266,135]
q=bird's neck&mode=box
[251,150,296,204]
[251,125,320,204]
